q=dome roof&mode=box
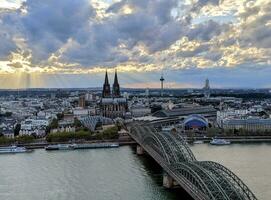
[183,114,208,128]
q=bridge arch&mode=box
[129,124,258,200]
[199,161,257,200]
[163,133,196,162]
[142,131,172,163]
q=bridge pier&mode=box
[136,145,144,155]
[163,173,174,188]
[163,172,179,188]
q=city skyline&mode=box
[0,0,271,89]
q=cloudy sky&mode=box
[0,0,271,89]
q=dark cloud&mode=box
[107,0,177,24]
[0,10,21,58]
[204,51,222,61]
[239,2,271,49]
[222,38,236,47]
[0,30,16,59]
[190,0,220,13]
[177,44,210,58]
[21,0,95,61]
[63,0,228,66]
[1,0,95,62]
[188,20,229,41]
[0,0,235,68]
[64,0,185,66]
[7,62,23,68]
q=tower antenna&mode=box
[160,72,165,97]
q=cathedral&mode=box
[99,70,128,119]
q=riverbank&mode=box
[0,138,136,149]
[186,135,271,143]
[3,135,271,149]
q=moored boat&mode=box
[45,144,74,151]
[193,140,204,144]
[0,146,32,154]
[45,143,119,151]
[210,138,231,145]
[73,143,119,149]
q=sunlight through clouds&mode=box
[0,0,271,88]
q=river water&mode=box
[0,144,269,200]
[191,143,271,200]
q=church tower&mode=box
[102,70,111,97]
[112,69,120,97]
[100,69,127,119]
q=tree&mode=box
[50,118,59,129]
[17,135,35,143]
[101,126,119,139]
[74,118,82,128]
[206,127,221,137]
[46,130,92,142]
[56,113,64,120]
[14,124,21,136]
[5,112,12,117]
[45,126,51,134]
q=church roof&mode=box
[101,97,127,104]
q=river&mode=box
[0,143,269,200]
[191,143,271,200]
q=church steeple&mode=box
[113,69,120,97]
[102,70,111,97]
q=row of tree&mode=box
[205,127,271,137]
[46,126,119,142]
[0,135,35,145]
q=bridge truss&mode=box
[129,124,257,200]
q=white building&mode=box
[73,108,91,116]
[51,126,75,133]
[19,129,46,137]
[217,109,249,127]
[222,117,271,132]
[19,118,49,137]
[85,93,97,101]
[3,133,14,138]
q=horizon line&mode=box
[0,87,270,91]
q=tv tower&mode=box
[160,73,165,97]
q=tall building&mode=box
[99,70,128,119]
[145,88,150,97]
[79,95,86,108]
[160,74,165,97]
[203,78,211,98]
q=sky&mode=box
[0,0,271,89]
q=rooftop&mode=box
[152,106,216,118]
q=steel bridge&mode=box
[129,123,257,200]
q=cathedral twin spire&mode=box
[102,70,111,97]
[102,69,120,98]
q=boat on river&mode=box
[45,144,74,151]
[0,146,32,154]
[73,143,119,149]
[193,140,204,144]
[45,143,119,151]
[210,138,231,145]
